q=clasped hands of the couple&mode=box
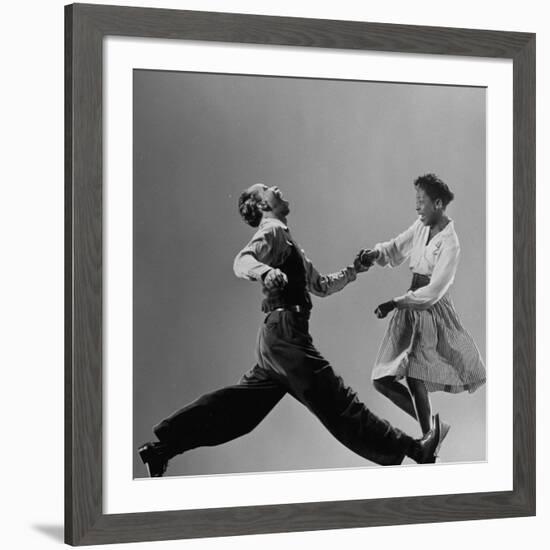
[355,248,379,272]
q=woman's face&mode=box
[415,187,441,226]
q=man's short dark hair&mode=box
[238,189,264,227]
[414,173,455,207]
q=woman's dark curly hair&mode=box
[414,173,455,207]
[238,188,264,227]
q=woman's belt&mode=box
[409,273,431,291]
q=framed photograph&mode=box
[65,3,535,546]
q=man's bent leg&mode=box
[261,312,415,465]
[291,362,414,465]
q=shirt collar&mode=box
[425,219,455,243]
[442,219,455,234]
[259,217,289,231]
[422,218,454,233]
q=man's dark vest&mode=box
[261,237,312,313]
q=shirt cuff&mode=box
[393,294,408,309]
[373,245,384,265]
[345,265,358,282]
[254,265,272,281]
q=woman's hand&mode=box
[359,248,380,268]
[374,300,396,319]
[353,250,371,273]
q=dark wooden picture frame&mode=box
[65,3,536,546]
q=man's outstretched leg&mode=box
[139,365,285,477]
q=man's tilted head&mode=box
[238,183,290,227]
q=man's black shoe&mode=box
[412,413,441,464]
[138,441,170,477]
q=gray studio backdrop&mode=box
[133,69,486,478]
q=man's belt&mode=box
[268,305,307,314]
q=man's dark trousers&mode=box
[153,309,414,466]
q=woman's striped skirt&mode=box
[372,294,486,393]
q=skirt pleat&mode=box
[372,295,486,393]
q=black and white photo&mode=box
[132,70,486,478]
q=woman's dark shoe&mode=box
[138,441,171,477]
[411,413,441,464]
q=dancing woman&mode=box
[360,174,486,443]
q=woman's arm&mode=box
[373,220,419,267]
[393,242,460,309]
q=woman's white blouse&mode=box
[374,218,461,309]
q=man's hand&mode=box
[374,300,396,319]
[263,268,288,290]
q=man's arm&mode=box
[304,251,368,297]
[233,228,274,282]
[233,225,288,289]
